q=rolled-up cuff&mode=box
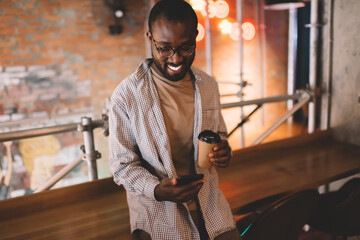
[143,178,160,201]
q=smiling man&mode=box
[109,0,239,239]
[146,9,197,82]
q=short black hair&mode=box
[148,0,198,33]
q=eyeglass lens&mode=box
[151,36,194,58]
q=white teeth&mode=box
[168,65,181,71]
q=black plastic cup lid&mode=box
[198,130,221,143]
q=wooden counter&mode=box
[1,131,359,239]
[218,130,360,212]
[0,178,130,240]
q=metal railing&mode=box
[0,115,108,194]
[0,90,311,194]
[221,89,312,146]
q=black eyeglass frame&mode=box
[149,34,196,58]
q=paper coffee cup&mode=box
[197,130,221,169]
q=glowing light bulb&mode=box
[230,22,240,41]
[215,0,229,18]
[190,0,206,11]
[201,0,216,18]
[115,10,123,18]
[242,22,256,41]
[196,23,205,42]
[219,19,232,34]
[230,22,256,41]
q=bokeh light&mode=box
[214,0,229,18]
[230,22,240,41]
[196,23,205,42]
[191,0,229,19]
[241,21,256,41]
[190,1,254,42]
[219,19,232,34]
[201,0,217,18]
[229,21,256,41]
[190,0,206,11]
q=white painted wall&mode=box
[322,0,360,146]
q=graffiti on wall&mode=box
[0,133,88,199]
[0,64,92,125]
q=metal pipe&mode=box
[320,0,333,130]
[227,104,262,138]
[0,110,95,128]
[236,0,245,147]
[80,117,98,181]
[287,6,299,122]
[205,0,213,76]
[308,0,319,133]
[34,155,84,193]
[0,119,104,142]
[221,92,302,109]
[256,0,267,126]
[251,91,312,145]
[0,142,13,200]
[0,123,78,142]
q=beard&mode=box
[152,54,195,82]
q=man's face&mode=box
[147,18,198,82]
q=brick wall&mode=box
[0,0,147,125]
[0,0,288,133]
[0,0,289,135]
[0,0,149,196]
[0,64,91,122]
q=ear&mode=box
[146,31,152,40]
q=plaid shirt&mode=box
[109,59,236,239]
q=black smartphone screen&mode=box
[176,174,204,186]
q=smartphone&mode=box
[176,174,204,186]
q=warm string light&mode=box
[196,23,205,42]
[222,20,256,41]
[190,0,206,11]
[218,19,232,34]
[190,0,229,19]
[213,0,230,19]
[190,0,256,41]
[230,22,240,41]
[241,22,256,41]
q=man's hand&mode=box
[154,177,206,203]
[209,139,232,168]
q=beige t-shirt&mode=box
[150,64,195,177]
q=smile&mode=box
[168,65,181,71]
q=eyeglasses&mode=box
[150,35,196,58]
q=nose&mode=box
[167,50,183,65]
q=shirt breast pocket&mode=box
[202,109,219,132]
